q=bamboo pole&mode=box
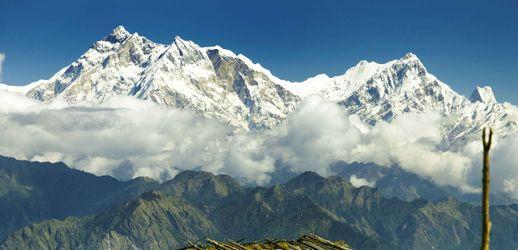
[481,127,493,250]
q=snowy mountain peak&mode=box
[385,53,432,83]
[105,25,131,43]
[401,52,419,60]
[309,74,331,81]
[355,60,370,67]
[399,52,424,67]
[469,85,496,104]
[205,46,238,58]
[173,35,187,44]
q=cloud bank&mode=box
[0,92,516,198]
[0,92,231,180]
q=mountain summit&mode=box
[470,85,497,104]
[4,26,517,147]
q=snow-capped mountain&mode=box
[7,26,518,146]
[280,53,516,147]
[24,26,299,130]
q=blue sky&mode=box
[0,0,517,103]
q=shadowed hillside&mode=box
[1,158,517,250]
[0,156,158,240]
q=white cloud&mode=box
[224,135,275,185]
[0,94,232,181]
[0,92,516,198]
[350,112,476,192]
[487,135,518,199]
[349,175,376,188]
[263,96,362,176]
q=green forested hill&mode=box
[0,159,518,249]
[1,157,518,250]
[0,156,157,240]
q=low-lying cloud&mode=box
[349,175,376,188]
[0,92,231,180]
[0,92,516,198]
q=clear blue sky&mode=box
[0,0,517,103]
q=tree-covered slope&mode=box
[0,156,157,240]
[1,191,219,250]
[2,169,517,250]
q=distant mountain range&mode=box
[0,26,516,148]
[330,162,516,205]
[1,156,517,250]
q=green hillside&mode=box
[1,164,517,249]
[0,156,157,240]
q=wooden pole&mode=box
[481,127,493,250]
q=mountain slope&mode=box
[3,170,517,250]
[0,155,157,241]
[0,192,220,250]
[157,170,245,213]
